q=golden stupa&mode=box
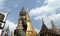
[26,9,37,36]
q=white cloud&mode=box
[13,1,20,7]
[6,9,10,12]
[34,28,40,33]
[5,20,17,31]
[0,0,6,9]
[0,20,17,35]
[29,0,60,16]
[34,13,60,29]
[29,0,60,28]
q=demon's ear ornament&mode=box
[0,13,5,29]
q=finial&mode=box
[26,8,30,20]
[51,19,57,30]
[27,8,28,11]
[19,7,26,16]
[42,18,44,25]
[22,7,24,10]
[26,7,28,11]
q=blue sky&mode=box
[1,0,44,23]
[0,0,60,34]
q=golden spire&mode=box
[26,8,30,20]
[26,8,33,36]
[26,8,33,31]
[11,32,14,36]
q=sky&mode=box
[0,0,60,34]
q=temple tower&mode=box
[51,20,57,30]
[40,18,48,32]
[40,18,48,36]
[14,7,27,36]
[50,20,57,33]
[2,26,9,36]
[11,32,14,36]
[26,9,33,36]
